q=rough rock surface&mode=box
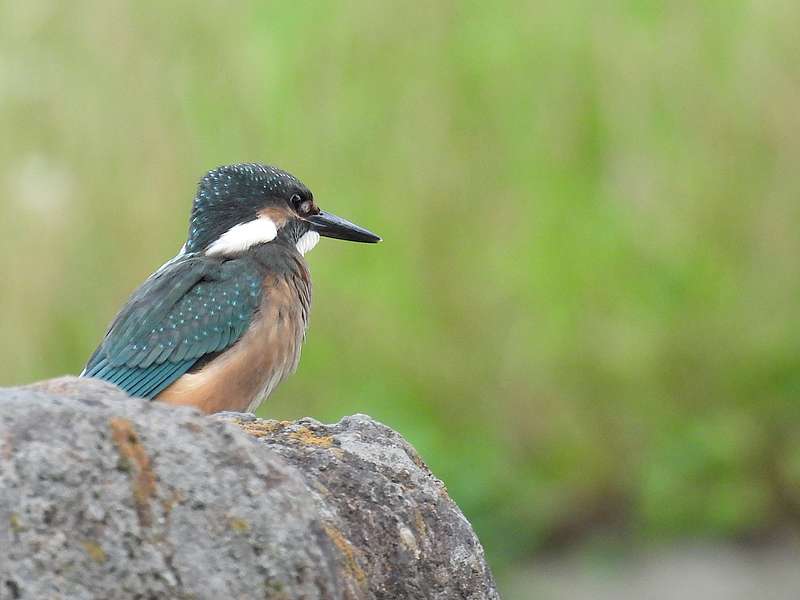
[0,378,342,599]
[0,377,498,600]
[217,413,499,600]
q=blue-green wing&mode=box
[83,254,263,398]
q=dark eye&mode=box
[290,193,314,215]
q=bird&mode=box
[82,163,380,414]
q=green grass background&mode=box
[2,0,800,589]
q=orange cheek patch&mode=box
[259,207,290,229]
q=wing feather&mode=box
[82,254,263,399]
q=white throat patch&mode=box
[296,230,320,256]
[206,216,278,257]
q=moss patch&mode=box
[323,523,365,584]
[288,426,334,448]
[109,417,157,527]
[82,540,107,563]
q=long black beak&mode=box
[307,210,381,243]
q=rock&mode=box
[0,377,498,600]
[0,378,342,599]
[216,413,500,600]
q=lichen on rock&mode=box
[0,377,498,600]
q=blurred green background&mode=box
[2,1,800,596]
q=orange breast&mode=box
[156,272,309,414]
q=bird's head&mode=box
[185,164,380,257]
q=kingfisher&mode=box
[82,163,380,414]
